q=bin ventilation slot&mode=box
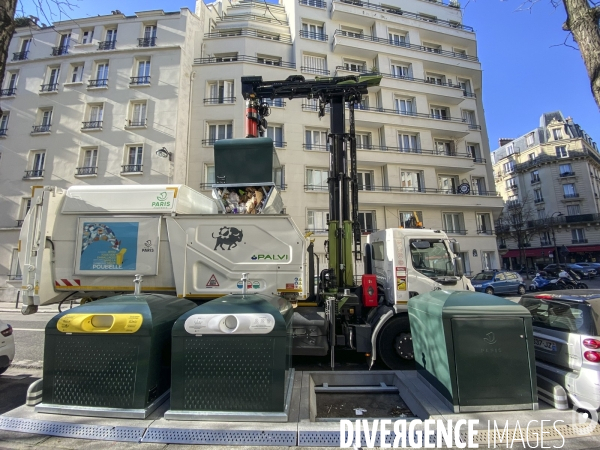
[314,382,399,393]
[141,428,297,445]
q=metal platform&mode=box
[0,371,593,447]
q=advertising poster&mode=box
[74,217,160,275]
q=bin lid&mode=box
[173,293,292,337]
[408,290,532,318]
[46,294,195,336]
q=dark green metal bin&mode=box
[36,294,195,418]
[214,137,280,184]
[165,293,294,422]
[408,290,538,412]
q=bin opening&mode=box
[316,392,415,420]
[90,315,114,330]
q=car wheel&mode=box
[485,287,494,295]
[517,285,526,295]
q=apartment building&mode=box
[191,0,503,275]
[491,111,600,269]
[0,9,201,301]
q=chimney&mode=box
[499,138,514,147]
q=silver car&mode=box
[519,291,600,417]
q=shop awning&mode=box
[503,248,550,258]
[567,245,600,253]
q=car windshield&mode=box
[473,273,494,281]
[520,298,597,335]
[409,239,454,279]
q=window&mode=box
[106,28,117,42]
[503,160,515,174]
[476,213,492,234]
[563,184,577,198]
[90,62,109,87]
[33,108,52,133]
[534,189,543,202]
[124,146,143,172]
[302,54,327,74]
[467,143,481,161]
[78,148,98,175]
[559,164,573,176]
[42,67,60,91]
[343,59,365,72]
[430,106,448,120]
[301,22,325,41]
[531,170,540,183]
[401,171,424,192]
[263,98,285,108]
[505,177,517,190]
[26,151,45,178]
[508,194,519,205]
[505,144,515,155]
[567,205,581,216]
[144,25,157,39]
[462,110,477,128]
[207,123,233,144]
[395,98,415,115]
[526,133,535,147]
[458,78,472,95]
[306,168,328,191]
[206,165,215,184]
[357,171,374,190]
[399,211,423,228]
[340,26,363,38]
[129,101,147,127]
[356,133,371,149]
[0,113,9,135]
[358,211,376,233]
[552,128,563,140]
[443,212,465,234]
[6,72,18,91]
[537,209,546,220]
[20,38,31,53]
[572,228,586,243]
[257,55,282,66]
[556,146,568,158]
[70,63,84,82]
[133,59,151,84]
[435,140,454,156]
[10,249,21,280]
[520,297,594,335]
[438,175,458,194]
[391,63,410,78]
[267,125,284,147]
[398,133,419,152]
[472,177,486,195]
[81,29,94,44]
[453,48,467,58]
[207,80,234,104]
[426,73,444,85]
[540,231,552,245]
[214,53,238,62]
[20,198,31,219]
[83,104,103,129]
[422,42,441,53]
[528,153,536,161]
[305,129,328,151]
[388,31,407,46]
[307,210,329,233]
[274,165,285,189]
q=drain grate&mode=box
[298,430,435,447]
[460,423,600,445]
[142,428,297,445]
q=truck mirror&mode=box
[455,256,465,277]
[412,241,431,250]
[451,242,461,254]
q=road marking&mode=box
[12,328,45,332]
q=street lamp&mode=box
[550,212,564,265]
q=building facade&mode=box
[0,0,502,301]
[491,111,600,269]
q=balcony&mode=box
[0,88,16,97]
[40,83,58,93]
[531,176,540,184]
[23,170,44,179]
[76,166,98,176]
[81,121,103,130]
[515,149,600,172]
[121,164,142,173]
[301,66,331,75]
[12,51,28,61]
[564,193,580,199]
[572,238,588,244]
[88,79,108,88]
[31,125,51,134]
[194,55,296,69]
[204,29,292,43]
[507,184,518,191]
[506,200,521,209]
[127,119,146,127]
[299,30,328,41]
[477,228,494,235]
[130,76,150,86]
[273,141,286,148]
[98,40,116,50]
[303,143,330,152]
[560,171,575,177]
[443,229,468,235]
[201,182,287,191]
[215,13,289,26]
[473,157,486,163]
[0,128,6,137]
[204,97,236,104]
[51,46,69,56]
[202,139,233,146]
[138,37,156,47]
[299,0,326,7]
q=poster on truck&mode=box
[74,217,160,275]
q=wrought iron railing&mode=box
[12,51,28,61]
[572,239,588,244]
[0,88,16,96]
[299,0,326,7]
[23,170,44,178]
[138,37,156,47]
[300,66,330,75]
[51,46,69,56]
[299,30,328,41]
[88,79,108,88]
[40,83,58,92]
[32,125,51,133]
[564,193,580,198]
[559,171,575,177]
[443,229,468,235]
[204,97,236,104]
[194,55,296,68]
[76,166,98,175]
[130,76,150,85]
[121,164,142,173]
[0,128,6,137]
[128,119,146,127]
[81,121,103,129]
[98,40,116,50]
[204,30,292,43]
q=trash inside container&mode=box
[408,290,538,412]
[36,294,195,418]
[165,293,294,422]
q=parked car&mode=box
[574,262,600,272]
[0,318,15,375]
[519,291,600,417]
[471,270,526,295]
[543,263,596,279]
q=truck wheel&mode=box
[376,315,415,370]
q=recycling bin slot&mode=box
[36,294,196,419]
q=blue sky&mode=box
[20,0,599,151]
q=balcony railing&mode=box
[299,30,328,41]
[200,182,287,191]
[507,184,518,191]
[340,67,466,92]
[572,238,588,244]
[0,88,16,97]
[204,29,292,43]
[138,37,156,47]
[301,66,331,75]
[130,76,150,85]
[194,55,296,69]
[334,0,473,31]
[263,99,286,107]
[202,138,233,145]
[273,141,286,148]
[23,169,44,178]
[88,79,108,88]
[128,119,146,127]
[333,30,479,61]
[477,228,494,235]
[560,171,575,177]
[515,149,600,172]
[98,40,116,50]
[76,166,98,176]
[40,83,58,92]
[12,51,28,61]
[473,157,486,163]
[534,198,545,204]
[299,0,327,7]
[215,13,289,25]
[0,128,6,137]
[204,97,236,104]
[443,229,467,235]
[51,46,69,56]
[121,164,142,173]
[506,201,521,209]
[32,125,51,133]
[531,177,541,184]
[564,193,580,198]
[303,184,501,196]
[82,121,103,129]
[303,144,330,151]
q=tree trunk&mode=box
[563,0,600,110]
[0,0,17,116]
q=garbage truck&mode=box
[18,74,473,368]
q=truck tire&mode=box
[376,315,415,370]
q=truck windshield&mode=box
[409,240,454,278]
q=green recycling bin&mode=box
[36,294,195,418]
[165,293,294,422]
[408,290,538,412]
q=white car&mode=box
[0,318,15,374]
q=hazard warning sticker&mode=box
[206,274,219,288]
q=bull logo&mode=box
[213,227,243,250]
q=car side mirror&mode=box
[454,256,465,277]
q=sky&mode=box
[19,0,600,152]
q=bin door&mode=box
[452,317,534,409]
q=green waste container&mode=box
[165,293,294,422]
[214,137,281,184]
[36,294,196,418]
[408,290,538,412]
